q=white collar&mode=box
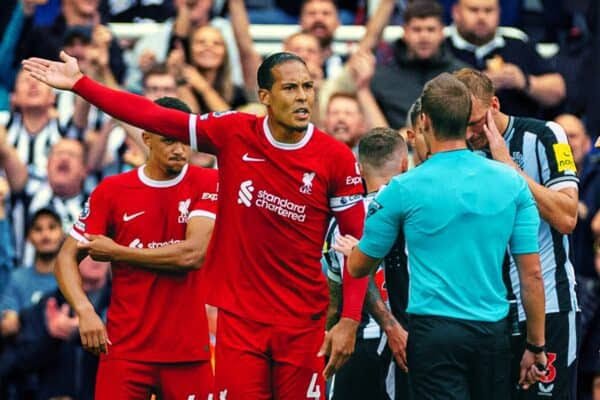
[262,116,314,150]
[137,163,188,188]
[448,25,506,61]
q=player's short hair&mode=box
[421,73,471,140]
[358,127,407,168]
[403,0,444,24]
[257,52,307,90]
[154,96,192,113]
[142,63,172,88]
[407,97,422,129]
[453,68,495,105]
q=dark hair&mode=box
[27,208,62,234]
[154,97,192,113]
[421,73,471,140]
[142,63,172,88]
[301,0,338,13]
[407,97,422,128]
[358,127,407,168]
[257,52,307,90]
[403,0,444,24]
[453,68,495,105]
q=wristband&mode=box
[525,342,546,354]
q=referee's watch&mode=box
[525,342,546,354]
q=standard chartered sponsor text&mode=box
[256,189,306,222]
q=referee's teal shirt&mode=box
[358,149,540,322]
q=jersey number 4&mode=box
[306,373,321,399]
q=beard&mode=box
[458,28,495,47]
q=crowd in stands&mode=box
[0,0,599,399]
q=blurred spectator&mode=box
[0,0,48,113]
[167,25,247,113]
[99,0,175,22]
[371,0,467,128]
[437,0,523,26]
[86,64,180,185]
[244,0,360,25]
[300,0,345,79]
[6,139,88,267]
[562,113,600,400]
[55,25,120,139]
[28,139,88,232]
[125,0,242,93]
[0,208,62,338]
[16,0,126,84]
[446,0,566,118]
[4,69,64,183]
[0,177,14,297]
[323,93,367,152]
[0,257,110,400]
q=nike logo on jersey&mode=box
[123,211,145,222]
[242,153,265,162]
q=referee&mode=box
[348,73,548,400]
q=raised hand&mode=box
[22,51,84,90]
[45,297,79,340]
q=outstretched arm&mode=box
[23,52,191,143]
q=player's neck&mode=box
[267,118,306,144]
[364,178,386,194]
[495,112,510,137]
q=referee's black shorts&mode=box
[511,310,580,399]
[407,314,511,400]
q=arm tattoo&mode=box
[326,278,342,330]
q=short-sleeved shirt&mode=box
[0,267,57,312]
[359,149,540,322]
[187,112,364,327]
[446,26,558,118]
[70,164,218,363]
[476,116,579,320]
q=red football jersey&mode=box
[189,112,364,327]
[70,164,218,362]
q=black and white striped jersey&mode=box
[478,116,579,321]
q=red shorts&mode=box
[213,309,326,400]
[95,358,213,400]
